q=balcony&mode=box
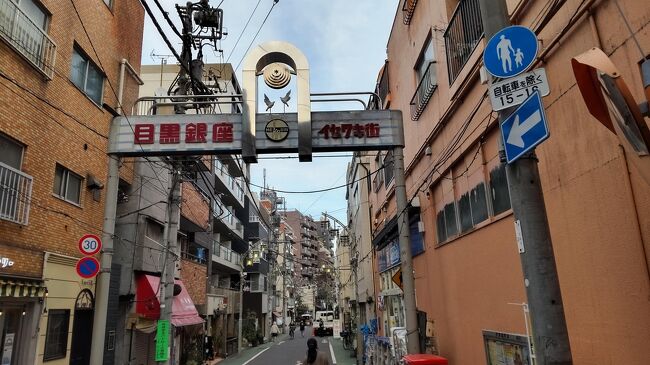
[0,0,56,79]
[402,0,419,25]
[212,243,242,272]
[213,159,245,208]
[213,198,244,238]
[444,0,483,84]
[0,162,32,225]
[410,61,437,121]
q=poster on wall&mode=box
[483,331,531,365]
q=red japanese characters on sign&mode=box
[133,122,234,145]
[317,123,380,139]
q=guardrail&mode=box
[444,0,483,84]
[0,0,56,79]
[0,162,32,225]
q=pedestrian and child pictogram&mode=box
[483,25,539,78]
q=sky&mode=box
[141,0,398,224]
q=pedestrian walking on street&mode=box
[302,338,332,365]
[300,320,306,337]
[271,322,279,341]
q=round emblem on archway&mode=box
[265,119,290,142]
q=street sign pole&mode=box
[479,1,573,364]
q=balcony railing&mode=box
[0,0,56,79]
[0,162,32,225]
[378,61,389,107]
[213,244,241,265]
[402,0,419,25]
[444,0,483,84]
[410,61,437,121]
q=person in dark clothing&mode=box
[300,320,306,337]
[302,337,331,365]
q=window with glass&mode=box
[53,164,82,205]
[70,47,104,105]
[433,129,511,245]
[415,36,435,82]
[43,309,70,361]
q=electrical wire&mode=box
[233,0,280,72]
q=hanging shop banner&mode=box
[155,320,170,361]
[108,110,403,157]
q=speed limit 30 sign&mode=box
[78,234,102,256]
[489,68,550,111]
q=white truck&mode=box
[314,310,335,336]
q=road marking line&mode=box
[278,340,285,345]
[328,340,337,365]
[322,339,328,344]
[242,347,270,365]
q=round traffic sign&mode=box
[483,25,538,78]
[76,257,100,279]
[78,234,102,256]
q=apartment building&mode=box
[368,0,650,364]
[111,62,249,363]
[0,0,143,363]
[344,153,378,329]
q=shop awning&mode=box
[0,278,46,298]
[136,275,204,327]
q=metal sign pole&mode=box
[393,146,420,354]
[479,1,573,363]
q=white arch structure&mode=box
[241,41,312,162]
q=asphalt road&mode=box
[219,326,354,365]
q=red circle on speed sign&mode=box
[78,234,102,256]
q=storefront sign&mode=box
[108,114,243,156]
[0,257,14,268]
[108,110,403,157]
[155,320,170,361]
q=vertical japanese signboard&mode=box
[155,320,170,361]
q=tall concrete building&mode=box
[367,0,650,364]
[0,1,143,363]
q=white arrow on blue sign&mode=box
[500,90,549,163]
[483,25,538,78]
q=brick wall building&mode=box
[0,0,143,363]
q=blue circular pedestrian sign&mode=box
[76,257,100,279]
[483,25,538,78]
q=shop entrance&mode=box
[70,290,94,365]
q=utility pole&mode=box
[393,146,420,354]
[478,1,573,364]
[159,165,182,365]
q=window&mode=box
[415,37,435,82]
[410,34,438,120]
[53,164,82,204]
[433,129,511,245]
[70,47,104,104]
[0,134,24,170]
[44,309,70,361]
[18,0,47,29]
[103,0,113,8]
[145,219,164,243]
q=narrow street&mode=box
[218,327,356,365]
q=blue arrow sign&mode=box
[484,25,538,78]
[500,90,549,163]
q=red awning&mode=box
[136,274,204,327]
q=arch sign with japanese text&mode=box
[108,41,404,159]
